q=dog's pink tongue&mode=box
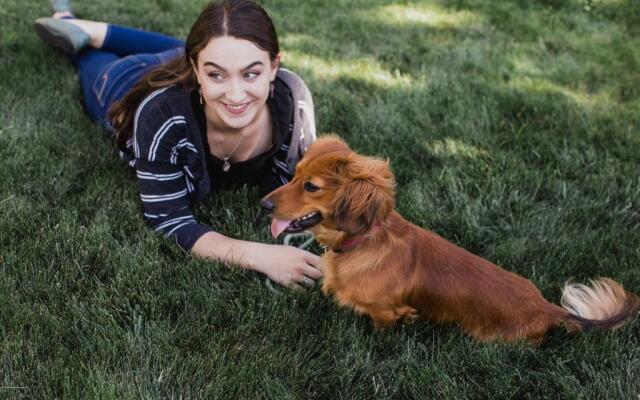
[270,218,291,238]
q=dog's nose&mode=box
[260,198,275,213]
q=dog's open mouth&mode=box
[270,211,323,238]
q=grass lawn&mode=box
[1,0,640,398]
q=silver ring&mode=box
[302,276,313,286]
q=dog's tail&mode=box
[559,278,640,332]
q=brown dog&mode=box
[261,136,640,342]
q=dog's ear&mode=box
[302,135,351,162]
[332,155,395,235]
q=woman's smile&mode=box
[223,101,251,115]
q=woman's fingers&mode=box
[301,264,323,280]
[304,252,322,268]
[299,275,316,288]
[303,251,324,273]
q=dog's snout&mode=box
[260,198,275,213]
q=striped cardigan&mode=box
[119,69,316,251]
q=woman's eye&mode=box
[208,73,224,80]
[244,71,259,79]
[304,182,320,192]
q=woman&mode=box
[34,0,322,288]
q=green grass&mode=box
[2,0,640,398]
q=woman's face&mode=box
[193,36,279,132]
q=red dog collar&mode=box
[333,224,381,253]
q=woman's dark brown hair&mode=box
[108,0,280,151]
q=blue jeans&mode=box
[71,24,185,131]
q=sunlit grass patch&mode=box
[423,138,489,160]
[509,75,618,109]
[283,49,416,90]
[363,3,482,29]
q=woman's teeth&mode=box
[225,103,249,114]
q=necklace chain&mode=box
[206,110,271,173]
[211,134,246,173]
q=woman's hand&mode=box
[191,232,323,289]
[249,243,323,289]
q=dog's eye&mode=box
[304,182,320,192]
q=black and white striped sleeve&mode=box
[133,89,212,251]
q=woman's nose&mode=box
[226,78,246,103]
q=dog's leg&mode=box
[367,305,417,329]
[398,306,419,324]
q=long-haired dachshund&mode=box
[260,136,639,343]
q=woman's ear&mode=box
[270,53,281,80]
[331,155,395,235]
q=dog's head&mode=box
[261,135,395,242]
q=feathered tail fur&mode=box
[560,278,640,332]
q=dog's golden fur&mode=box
[263,136,640,342]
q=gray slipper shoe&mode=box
[51,0,72,13]
[34,17,90,54]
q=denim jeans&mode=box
[71,24,185,131]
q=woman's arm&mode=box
[191,231,323,288]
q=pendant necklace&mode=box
[212,134,246,173]
[209,113,271,172]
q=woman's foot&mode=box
[34,17,91,54]
[34,11,108,53]
[35,0,109,54]
[34,0,108,53]
[50,0,72,13]
[59,19,108,48]
[50,0,75,19]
